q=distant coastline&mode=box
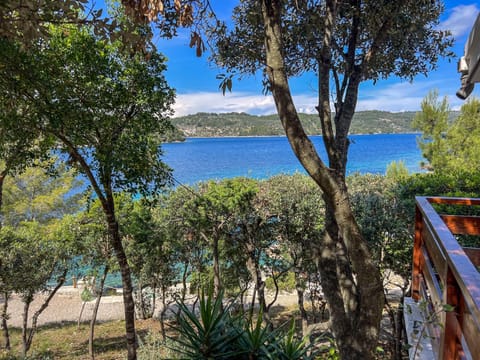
[182,132,423,139]
[170,111,459,139]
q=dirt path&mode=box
[4,286,300,328]
[5,286,125,328]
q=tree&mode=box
[260,174,324,337]
[209,1,452,358]
[412,90,450,170]
[413,92,480,172]
[0,162,83,356]
[0,124,42,351]
[72,198,117,360]
[185,179,259,299]
[0,26,175,359]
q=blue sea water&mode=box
[162,134,424,185]
[69,133,423,287]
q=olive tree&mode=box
[208,1,452,358]
[259,174,324,337]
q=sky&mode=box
[150,1,480,117]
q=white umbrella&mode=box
[457,13,480,99]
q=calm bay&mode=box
[162,133,424,185]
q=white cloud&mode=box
[173,76,478,116]
[357,79,473,112]
[440,4,479,38]
[173,91,325,116]
[173,92,276,116]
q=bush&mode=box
[168,289,315,359]
[265,271,296,293]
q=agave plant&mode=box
[236,311,278,359]
[168,289,243,359]
[275,320,315,360]
[168,288,314,360]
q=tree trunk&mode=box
[23,271,67,355]
[151,283,156,317]
[212,234,222,299]
[0,172,6,227]
[78,300,87,329]
[294,269,308,337]
[0,174,11,350]
[137,281,146,320]
[1,291,10,350]
[245,247,272,327]
[181,261,189,303]
[107,215,137,360]
[21,297,31,358]
[260,2,384,358]
[248,286,256,323]
[89,264,108,360]
[159,284,168,341]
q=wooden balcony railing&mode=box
[412,196,480,360]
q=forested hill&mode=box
[171,110,420,137]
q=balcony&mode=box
[404,197,480,360]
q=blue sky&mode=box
[150,1,480,117]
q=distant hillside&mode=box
[172,111,416,137]
[171,110,461,137]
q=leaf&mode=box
[443,304,455,312]
[189,32,198,48]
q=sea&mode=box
[162,133,424,186]
[71,133,424,287]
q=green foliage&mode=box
[1,25,175,199]
[275,320,312,360]
[348,173,412,278]
[265,272,296,293]
[259,173,323,280]
[318,336,340,360]
[413,92,480,172]
[398,171,480,206]
[169,289,242,359]
[412,90,450,169]
[397,170,480,247]
[0,1,110,45]
[2,160,82,226]
[169,289,314,360]
[0,162,83,296]
[386,160,410,182]
[0,222,67,300]
[80,287,94,303]
[214,1,452,84]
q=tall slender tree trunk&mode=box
[1,291,10,350]
[89,264,109,360]
[212,235,221,299]
[0,173,11,350]
[151,283,156,317]
[159,284,168,341]
[294,268,308,337]
[181,262,189,303]
[78,299,88,329]
[107,215,137,360]
[21,298,31,357]
[245,247,272,327]
[23,271,67,356]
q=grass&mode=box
[0,302,399,359]
[0,319,165,360]
[0,304,300,360]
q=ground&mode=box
[0,277,405,359]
